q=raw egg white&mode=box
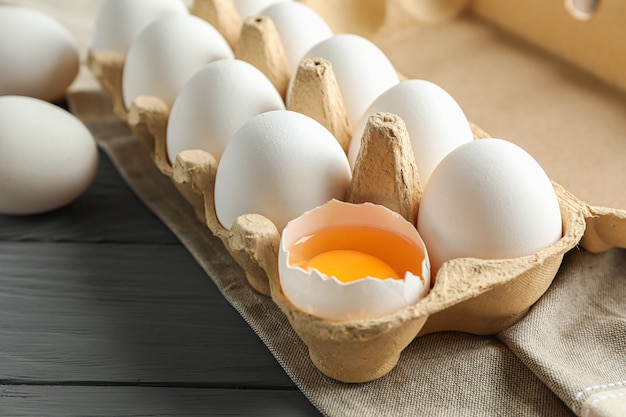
[92,0,188,56]
[417,138,563,273]
[299,34,400,129]
[166,59,285,163]
[259,1,332,73]
[214,110,351,232]
[122,14,233,110]
[348,79,474,184]
[0,96,98,215]
[0,6,79,102]
[279,199,430,321]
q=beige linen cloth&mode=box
[12,0,624,415]
[70,111,625,417]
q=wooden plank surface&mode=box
[0,148,321,416]
[0,150,179,244]
[0,386,318,417]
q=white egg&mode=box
[166,59,285,164]
[214,110,351,231]
[122,14,233,110]
[279,199,430,321]
[0,6,79,102]
[348,79,474,184]
[299,34,400,129]
[259,2,332,73]
[417,138,563,273]
[92,0,188,56]
[233,0,291,18]
[0,96,98,215]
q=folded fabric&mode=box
[77,107,622,417]
[500,248,626,417]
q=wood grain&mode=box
[0,385,320,417]
[0,149,321,416]
[0,241,295,387]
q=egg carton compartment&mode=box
[86,0,626,383]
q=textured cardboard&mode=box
[86,0,625,382]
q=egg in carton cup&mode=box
[86,0,626,383]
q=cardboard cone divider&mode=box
[235,15,291,99]
[286,57,352,153]
[190,0,241,50]
[85,0,626,383]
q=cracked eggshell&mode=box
[259,1,332,73]
[417,138,563,273]
[0,96,98,215]
[0,6,79,102]
[214,110,351,232]
[279,199,430,322]
[166,59,285,164]
[92,0,189,56]
[300,34,400,129]
[122,14,233,110]
[348,79,474,184]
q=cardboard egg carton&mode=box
[86,0,626,382]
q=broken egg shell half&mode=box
[278,199,430,322]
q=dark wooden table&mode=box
[0,145,322,416]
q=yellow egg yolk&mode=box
[307,249,400,283]
[288,224,424,284]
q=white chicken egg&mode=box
[417,138,563,273]
[122,14,233,110]
[348,79,474,184]
[0,6,79,102]
[259,2,332,74]
[279,199,430,321]
[214,110,351,232]
[299,34,400,129]
[233,0,291,18]
[92,0,189,56]
[0,96,98,215]
[166,59,285,164]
